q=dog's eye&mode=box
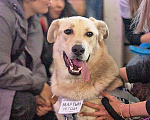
[64,29,73,35]
[86,32,93,37]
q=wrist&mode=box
[119,67,128,82]
[122,104,130,118]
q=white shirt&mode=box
[119,0,132,18]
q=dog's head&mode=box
[47,16,109,82]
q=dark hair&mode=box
[46,0,77,26]
[60,0,77,18]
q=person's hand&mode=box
[80,101,114,120]
[36,90,58,116]
[141,32,150,43]
[100,92,122,115]
[36,105,52,116]
[80,92,128,120]
[40,83,58,107]
[119,67,128,82]
[36,95,52,116]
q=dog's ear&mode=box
[47,19,59,43]
[89,17,109,41]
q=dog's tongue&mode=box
[72,59,90,82]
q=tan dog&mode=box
[47,16,123,120]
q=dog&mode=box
[47,16,124,120]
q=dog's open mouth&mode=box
[63,51,90,82]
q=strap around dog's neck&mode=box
[63,114,77,120]
[107,88,139,104]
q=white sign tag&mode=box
[58,99,83,114]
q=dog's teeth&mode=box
[72,68,82,73]
[70,66,73,70]
[78,67,82,71]
[72,70,78,73]
[69,60,73,66]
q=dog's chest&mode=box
[55,88,140,120]
[56,97,100,120]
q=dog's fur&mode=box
[47,16,123,120]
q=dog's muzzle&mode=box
[63,51,82,75]
[63,47,90,82]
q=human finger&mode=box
[36,106,47,116]
[39,97,52,107]
[96,116,113,120]
[36,96,46,105]
[101,92,116,102]
[44,106,53,111]
[83,102,103,110]
[38,105,52,112]
[81,111,107,117]
[96,116,107,120]
[37,106,47,112]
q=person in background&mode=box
[120,0,150,101]
[120,0,150,64]
[80,0,150,119]
[120,0,143,45]
[41,0,77,79]
[34,0,77,119]
[0,0,58,120]
[85,0,103,20]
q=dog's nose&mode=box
[72,45,85,56]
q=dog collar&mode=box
[63,114,77,120]
[58,97,82,120]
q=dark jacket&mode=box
[0,0,47,119]
[119,0,145,45]
[122,18,144,45]
[126,56,150,115]
[126,56,150,84]
[41,0,77,78]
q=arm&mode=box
[101,92,149,117]
[119,57,150,84]
[0,15,57,110]
[126,57,150,83]
[119,67,128,82]
[81,92,149,119]
[0,16,45,95]
[140,32,150,43]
